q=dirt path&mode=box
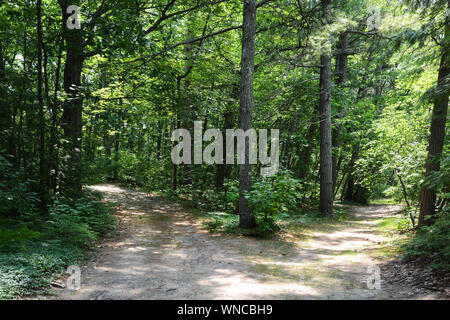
[53,184,441,300]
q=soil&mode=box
[49,184,447,300]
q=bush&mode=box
[45,191,116,248]
[248,170,300,233]
[404,206,450,270]
[0,155,40,217]
[0,226,42,251]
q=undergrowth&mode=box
[0,186,116,299]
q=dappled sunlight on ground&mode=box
[52,184,441,300]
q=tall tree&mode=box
[37,0,46,202]
[58,0,84,197]
[332,31,349,193]
[418,0,450,226]
[238,0,257,229]
[319,0,334,216]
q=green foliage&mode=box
[45,191,116,248]
[202,212,239,234]
[0,156,41,217]
[402,155,450,269]
[248,170,300,233]
[0,243,84,299]
[0,226,42,251]
[404,207,450,270]
[0,187,116,299]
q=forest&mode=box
[0,0,448,300]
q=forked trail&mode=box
[53,184,440,300]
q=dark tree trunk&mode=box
[238,0,257,229]
[344,144,358,201]
[0,42,8,151]
[282,109,298,169]
[60,1,84,197]
[156,120,162,160]
[114,133,120,180]
[37,0,46,202]
[216,110,234,189]
[49,40,63,192]
[173,116,180,191]
[0,42,16,159]
[335,32,349,85]
[418,4,450,227]
[298,105,318,179]
[353,184,369,205]
[104,135,112,170]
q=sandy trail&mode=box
[54,184,440,300]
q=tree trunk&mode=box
[318,0,333,216]
[216,110,235,188]
[49,40,63,192]
[344,143,358,201]
[37,0,46,202]
[238,0,257,229]
[60,1,84,197]
[114,133,120,180]
[418,3,450,227]
[0,42,16,159]
[298,105,318,179]
[335,32,348,85]
[332,31,348,193]
[0,42,8,152]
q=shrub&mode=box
[404,206,450,270]
[248,170,300,233]
[45,191,116,248]
[0,155,40,216]
[0,188,116,299]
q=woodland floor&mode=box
[49,184,446,300]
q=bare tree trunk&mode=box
[0,42,16,159]
[216,109,234,188]
[344,143,358,201]
[181,23,194,186]
[114,133,120,180]
[318,0,333,216]
[60,1,84,197]
[418,3,449,227]
[37,0,46,202]
[238,0,257,229]
[396,170,410,207]
[298,105,318,179]
[49,40,63,192]
[0,42,8,152]
[332,32,348,193]
[156,120,162,160]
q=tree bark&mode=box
[49,40,63,192]
[37,0,46,202]
[298,105,318,179]
[216,109,235,188]
[319,0,333,216]
[238,0,257,229]
[344,143,358,201]
[418,2,450,227]
[0,42,8,152]
[332,31,348,193]
[60,1,84,197]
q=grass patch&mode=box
[190,205,350,241]
[369,198,402,205]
